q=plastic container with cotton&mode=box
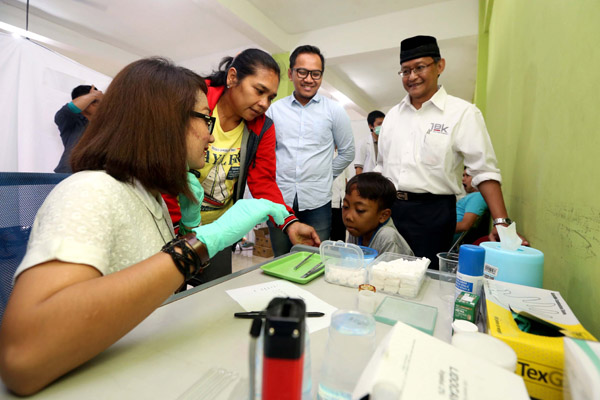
[321,241,374,288]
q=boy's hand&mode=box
[285,222,320,247]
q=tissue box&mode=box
[368,252,429,299]
[483,280,596,400]
[563,338,600,400]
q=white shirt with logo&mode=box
[375,86,501,195]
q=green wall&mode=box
[272,52,294,101]
[476,0,600,337]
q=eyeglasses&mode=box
[398,62,435,78]
[190,111,216,134]
[293,68,323,80]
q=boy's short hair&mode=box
[367,110,385,127]
[71,85,93,100]
[346,172,396,210]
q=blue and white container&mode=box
[454,245,485,299]
[479,242,544,288]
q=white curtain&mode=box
[0,32,111,172]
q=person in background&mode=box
[0,58,289,396]
[331,160,351,242]
[163,49,319,284]
[376,35,527,269]
[266,45,355,256]
[54,85,103,173]
[454,168,489,242]
[354,110,385,174]
[343,172,413,255]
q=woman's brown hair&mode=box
[70,57,207,198]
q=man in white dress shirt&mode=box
[267,45,354,256]
[375,35,522,269]
[354,110,385,174]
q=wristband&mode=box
[182,233,210,267]
[161,234,210,281]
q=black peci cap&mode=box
[400,35,440,64]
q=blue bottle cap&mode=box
[458,244,485,276]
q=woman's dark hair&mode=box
[70,57,207,199]
[205,48,280,87]
[346,172,396,211]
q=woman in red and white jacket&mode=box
[163,49,319,283]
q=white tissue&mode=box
[497,222,522,251]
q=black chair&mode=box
[462,209,491,245]
[0,172,70,325]
[449,210,491,253]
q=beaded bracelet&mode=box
[161,235,210,281]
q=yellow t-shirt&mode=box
[194,105,243,224]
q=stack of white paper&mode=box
[353,321,530,399]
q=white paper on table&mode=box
[226,280,337,333]
[352,321,530,400]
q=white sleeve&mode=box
[331,103,355,178]
[354,139,366,168]
[455,105,502,188]
[16,173,123,278]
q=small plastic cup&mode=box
[437,252,459,275]
[436,253,459,327]
[437,252,459,294]
[318,310,376,399]
[357,289,377,314]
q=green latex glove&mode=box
[179,172,204,227]
[193,199,288,257]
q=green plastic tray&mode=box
[260,252,324,284]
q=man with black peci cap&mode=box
[375,35,524,269]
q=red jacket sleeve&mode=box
[162,193,182,233]
[246,120,297,230]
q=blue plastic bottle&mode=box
[454,245,485,299]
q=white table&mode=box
[0,254,456,399]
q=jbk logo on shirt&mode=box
[427,123,450,135]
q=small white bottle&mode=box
[454,244,485,299]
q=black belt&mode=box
[396,191,454,201]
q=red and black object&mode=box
[262,297,306,400]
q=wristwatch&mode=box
[493,217,513,226]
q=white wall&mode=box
[0,33,111,172]
[350,119,369,168]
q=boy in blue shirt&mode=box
[344,172,413,255]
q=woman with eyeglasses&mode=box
[163,49,320,284]
[0,58,289,396]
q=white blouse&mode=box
[16,171,174,278]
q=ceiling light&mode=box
[0,22,62,47]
